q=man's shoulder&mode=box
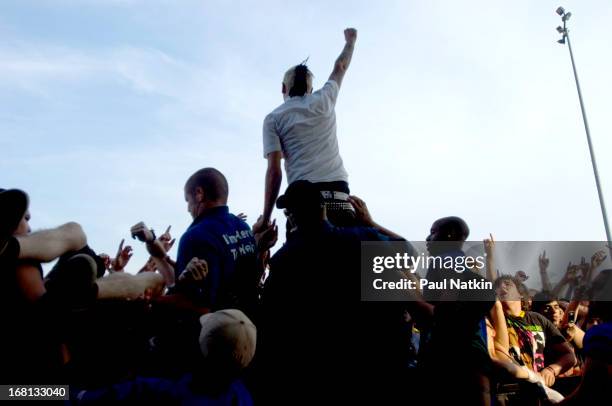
[315,79,339,92]
[522,311,554,329]
[266,101,294,119]
[181,222,217,244]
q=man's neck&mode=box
[194,203,227,220]
[503,302,523,317]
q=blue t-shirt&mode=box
[583,321,612,364]
[75,374,253,405]
[175,206,257,309]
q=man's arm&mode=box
[263,151,282,224]
[484,234,497,282]
[348,195,404,240]
[539,250,553,293]
[329,28,357,87]
[540,341,577,386]
[130,222,176,287]
[17,222,87,262]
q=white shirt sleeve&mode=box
[262,113,281,158]
[312,80,340,114]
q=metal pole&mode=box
[564,29,612,259]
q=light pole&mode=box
[556,7,612,259]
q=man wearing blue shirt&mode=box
[133,168,257,313]
[176,168,257,312]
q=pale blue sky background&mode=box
[1,0,611,282]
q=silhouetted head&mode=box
[425,216,469,255]
[276,180,325,231]
[184,168,229,219]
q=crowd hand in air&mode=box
[253,215,278,252]
[111,239,133,272]
[99,253,112,271]
[158,225,176,253]
[130,222,166,259]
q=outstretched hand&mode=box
[538,250,549,272]
[99,253,112,270]
[484,233,495,256]
[590,250,607,270]
[254,218,278,252]
[131,222,155,243]
[159,225,176,252]
[111,239,133,272]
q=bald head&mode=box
[428,216,470,242]
[425,216,470,255]
[185,168,229,209]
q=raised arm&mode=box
[329,28,357,87]
[484,234,497,282]
[262,151,282,225]
[130,222,175,287]
[539,250,553,293]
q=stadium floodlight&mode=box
[555,7,612,258]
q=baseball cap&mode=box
[199,309,256,371]
[276,180,323,211]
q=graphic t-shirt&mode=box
[505,310,566,372]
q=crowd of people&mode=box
[1,27,611,405]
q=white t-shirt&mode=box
[262,80,349,185]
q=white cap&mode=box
[199,309,257,370]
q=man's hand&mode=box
[131,222,155,243]
[590,250,607,270]
[539,367,556,387]
[344,28,357,45]
[348,195,374,227]
[252,215,269,235]
[538,250,550,272]
[111,239,133,272]
[578,256,590,273]
[178,257,209,282]
[99,253,112,270]
[158,225,176,252]
[237,213,248,222]
[484,233,495,257]
[254,219,278,252]
[564,262,580,283]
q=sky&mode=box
[1,0,611,284]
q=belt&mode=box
[324,201,355,212]
[320,190,350,201]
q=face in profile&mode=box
[496,278,522,302]
[14,210,31,236]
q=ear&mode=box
[282,82,287,95]
[195,186,205,203]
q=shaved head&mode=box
[185,168,229,204]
